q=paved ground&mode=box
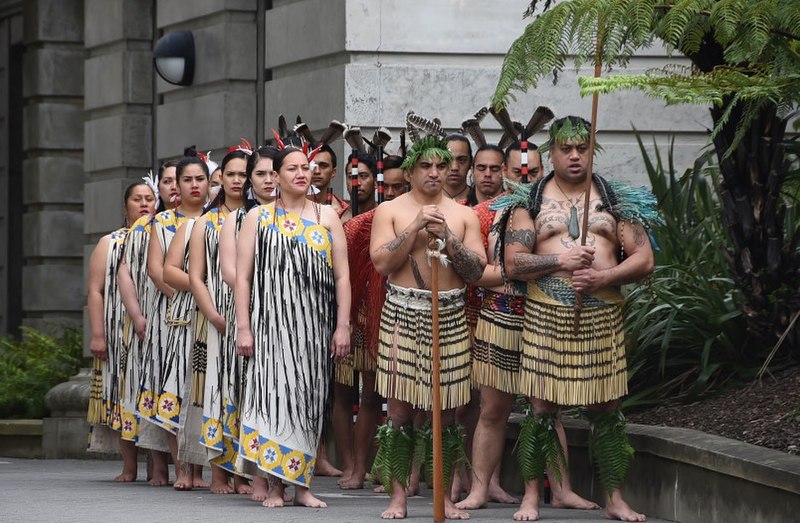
[0,458,673,522]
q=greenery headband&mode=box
[540,116,602,153]
[401,135,453,170]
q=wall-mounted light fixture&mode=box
[153,31,195,86]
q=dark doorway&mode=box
[5,42,24,336]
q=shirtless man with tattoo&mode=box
[370,135,486,520]
[503,116,654,522]
[456,141,597,515]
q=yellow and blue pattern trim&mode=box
[237,424,316,487]
[260,206,332,267]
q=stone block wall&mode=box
[20,0,85,333]
[82,0,154,355]
[155,0,258,160]
[266,0,711,189]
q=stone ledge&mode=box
[505,414,800,523]
[0,419,43,436]
[0,420,44,459]
[544,417,800,497]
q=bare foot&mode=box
[210,465,233,494]
[445,499,470,520]
[487,482,519,504]
[374,485,386,494]
[337,468,354,486]
[263,488,285,508]
[294,487,328,508]
[380,497,407,519]
[450,473,464,502]
[173,470,193,491]
[514,487,539,521]
[114,470,137,482]
[210,480,234,494]
[455,492,488,510]
[513,499,539,521]
[405,482,420,497]
[192,477,209,489]
[551,490,600,510]
[604,497,646,522]
[192,465,209,489]
[251,477,269,502]
[149,455,169,487]
[315,460,342,477]
[339,472,366,490]
[148,475,169,487]
[234,475,253,495]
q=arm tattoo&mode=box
[408,256,429,290]
[383,231,409,252]
[512,253,559,277]
[448,235,484,284]
[506,228,535,250]
[633,224,646,246]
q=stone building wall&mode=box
[20,0,85,333]
[155,0,259,159]
[265,0,709,189]
[0,0,713,337]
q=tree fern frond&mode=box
[492,0,655,108]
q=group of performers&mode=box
[86,109,660,522]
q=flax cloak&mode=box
[137,210,190,435]
[237,206,336,487]
[87,227,130,453]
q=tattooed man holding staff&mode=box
[370,133,486,520]
[501,116,659,522]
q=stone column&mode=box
[40,0,156,460]
[83,0,153,257]
[21,0,85,331]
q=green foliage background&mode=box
[0,327,83,418]
[623,135,798,408]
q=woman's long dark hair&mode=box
[204,148,251,212]
[154,159,179,211]
[122,180,151,227]
[243,145,279,211]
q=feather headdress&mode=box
[226,138,253,156]
[401,111,452,170]
[142,169,160,211]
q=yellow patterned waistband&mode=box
[528,275,623,307]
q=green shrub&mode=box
[0,326,83,419]
[623,136,758,409]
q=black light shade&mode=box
[153,31,195,86]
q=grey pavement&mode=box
[0,458,673,523]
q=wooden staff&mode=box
[574,21,603,333]
[429,233,445,522]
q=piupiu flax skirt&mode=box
[519,275,627,406]
[472,290,525,394]
[334,315,377,387]
[376,284,471,410]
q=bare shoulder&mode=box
[375,194,409,218]
[246,205,264,221]
[319,204,342,229]
[443,198,479,223]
